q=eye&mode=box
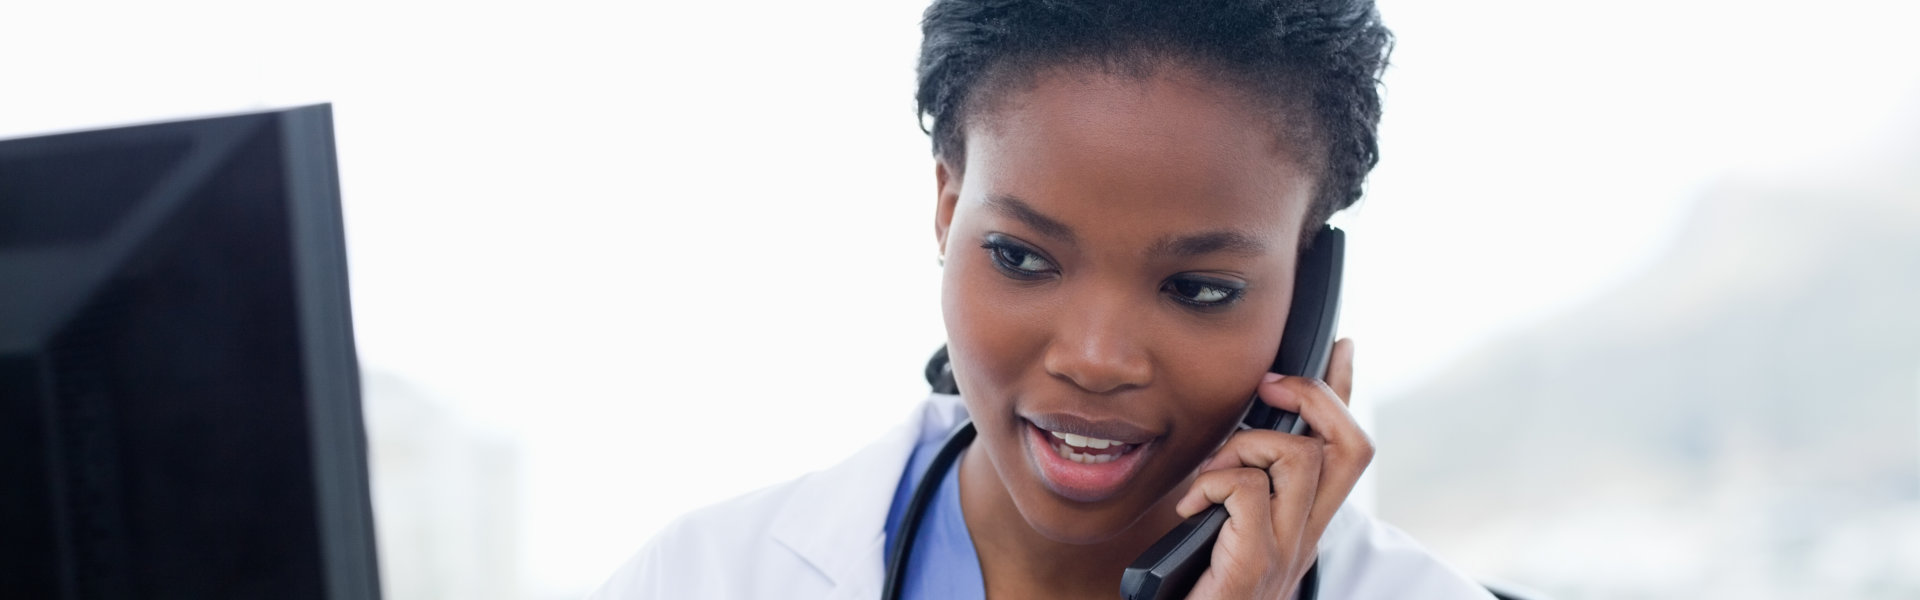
[982,237,1056,279]
[1164,276,1245,308]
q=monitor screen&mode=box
[0,105,381,599]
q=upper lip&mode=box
[1024,413,1159,445]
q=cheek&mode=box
[1170,326,1282,397]
[1157,307,1291,440]
[940,251,1035,403]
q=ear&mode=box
[933,158,962,260]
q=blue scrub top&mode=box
[882,428,987,600]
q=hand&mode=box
[1174,338,1371,599]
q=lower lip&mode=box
[1024,420,1153,503]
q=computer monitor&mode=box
[0,105,382,599]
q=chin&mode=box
[1007,439,1186,546]
[1011,491,1158,546]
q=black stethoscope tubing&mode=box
[882,421,976,600]
[880,421,1317,600]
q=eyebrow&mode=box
[1148,230,1270,258]
[986,194,1078,244]
[984,193,1270,258]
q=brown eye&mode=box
[997,246,1052,272]
[981,237,1056,279]
[1164,277,1244,307]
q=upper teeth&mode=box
[1051,431,1119,449]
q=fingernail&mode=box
[1263,372,1284,384]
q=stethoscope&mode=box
[884,350,1317,600]
[881,420,975,600]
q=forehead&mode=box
[960,65,1316,246]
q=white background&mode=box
[4,1,1917,597]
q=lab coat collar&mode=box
[767,393,971,598]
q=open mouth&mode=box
[1024,419,1155,503]
[1043,430,1142,464]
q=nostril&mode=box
[1042,339,1151,394]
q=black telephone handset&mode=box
[1120,226,1344,600]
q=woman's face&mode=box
[936,64,1320,543]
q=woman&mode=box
[595,0,1491,598]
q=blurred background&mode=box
[3,0,1916,598]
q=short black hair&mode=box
[916,0,1393,235]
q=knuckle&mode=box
[1192,469,1229,489]
[1340,431,1377,466]
[1224,430,1288,465]
[1238,468,1269,487]
[1276,436,1322,464]
[1302,440,1327,464]
[1196,468,1252,491]
[1195,468,1274,502]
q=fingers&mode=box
[1258,375,1371,462]
[1176,466,1309,590]
[1194,429,1321,484]
[1193,428,1322,541]
[1267,455,1317,556]
[1252,355,1374,559]
[1177,467,1278,522]
[1173,467,1280,598]
[1175,458,1319,598]
[1175,340,1367,599]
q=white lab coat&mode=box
[591,392,1496,599]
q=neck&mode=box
[956,447,1188,600]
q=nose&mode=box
[1042,294,1153,394]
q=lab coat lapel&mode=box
[770,393,970,599]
